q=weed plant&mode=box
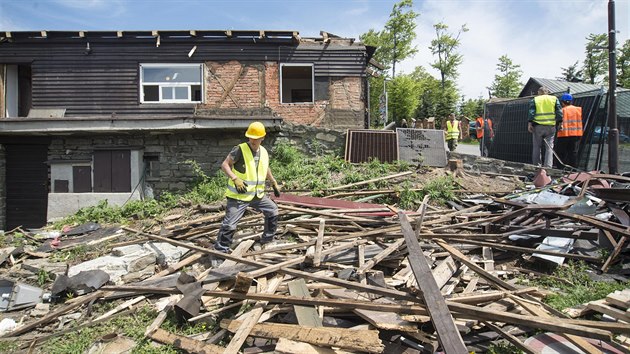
[534,260,630,310]
[55,143,453,226]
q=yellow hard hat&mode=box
[245,121,266,139]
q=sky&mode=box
[1,0,629,100]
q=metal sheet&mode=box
[396,128,447,167]
[345,129,398,163]
[532,236,575,265]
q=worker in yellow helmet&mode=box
[213,122,281,262]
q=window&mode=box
[140,64,203,103]
[280,64,314,104]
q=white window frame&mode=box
[280,63,314,104]
[139,63,203,104]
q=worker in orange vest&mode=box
[475,115,494,157]
[554,93,583,168]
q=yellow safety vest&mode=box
[446,120,459,140]
[533,95,558,126]
[225,143,269,201]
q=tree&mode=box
[618,40,630,88]
[360,0,419,125]
[388,74,420,125]
[557,61,583,82]
[429,22,468,89]
[459,97,485,120]
[583,33,608,84]
[360,0,419,77]
[487,55,522,98]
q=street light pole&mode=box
[608,0,619,174]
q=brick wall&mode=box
[200,61,365,129]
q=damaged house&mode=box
[0,30,374,229]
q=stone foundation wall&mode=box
[47,123,346,198]
[449,152,564,177]
[0,145,5,230]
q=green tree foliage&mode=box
[557,60,583,82]
[583,33,608,84]
[389,74,420,125]
[429,22,468,88]
[411,66,441,120]
[487,55,522,98]
[360,0,419,126]
[361,0,419,78]
[459,97,486,120]
[618,40,630,88]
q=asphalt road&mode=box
[454,142,480,156]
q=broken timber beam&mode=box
[398,210,468,353]
[220,319,384,353]
[148,328,223,354]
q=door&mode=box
[5,143,48,229]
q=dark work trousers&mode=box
[555,136,580,168]
[214,195,278,253]
[478,136,492,157]
[531,124,556,167]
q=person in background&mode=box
[411,118,417,128]
[213,122,281,260]
[445,113,462,152]
[528,87,563,167]
[400,119,408,128]
[555,93,583,168]
[475,114,494,157]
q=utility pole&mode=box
[608,0,619,174]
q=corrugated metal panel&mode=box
[396,128,447,167]
[345,129,398,163]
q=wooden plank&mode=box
[435,239,516,291]
[313,219,325,267]
[606,290,630,309]
[103,285,619,339]
[325,288,417,332]
[398,211,468,353]
[588,299,630,322]
[357,237,405,274]
[483,322,541,354]
[221,319,384,353]
[510,295,605,354]
[288,279,323,328]
[275,338,354,354]
[432,256,458,289]
[482,247,495,271]
[223,275,283,354]
[148,328,223,354]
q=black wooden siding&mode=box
[0,38,367,117]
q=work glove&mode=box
[272,181,281,197]
[233,178,248,193]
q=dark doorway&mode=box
[5,142,49,229]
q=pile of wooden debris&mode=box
[0,168,629,353]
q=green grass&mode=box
[533,261,630,310]
[40,305,218,354]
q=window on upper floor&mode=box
[280,64,314,104]
[140,64,203,103]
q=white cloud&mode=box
[396,0,625,100]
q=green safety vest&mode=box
[533,95,558,126]
[446,120,459,140]
[225,143,269,201]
